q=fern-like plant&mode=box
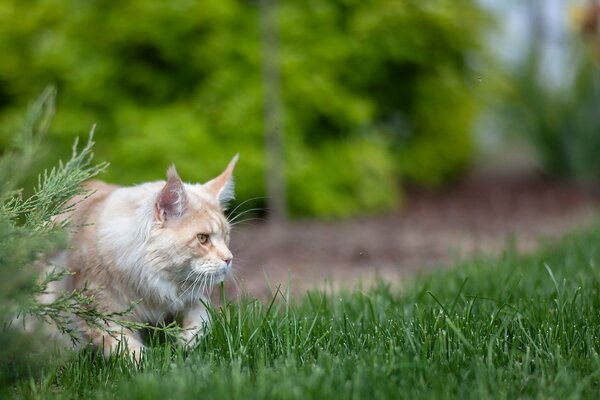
[0,88,178,390]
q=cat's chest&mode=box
[134,301,182,325]
[133,290,202,325]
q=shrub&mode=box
[505,40,600,183]
[0,0,484,216]
[0,89,177,390]
[0,88,106,388]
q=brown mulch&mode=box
[227,175,600,298]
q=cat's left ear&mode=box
[205,154,239,209]
[155,165,187,224]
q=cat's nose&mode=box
[224,257,233,268]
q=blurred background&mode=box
[1,0,600,296]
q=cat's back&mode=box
[65,180,166,291]
[59,180,120,227]
[63,179,168,234]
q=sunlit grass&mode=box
[14,227,600,399]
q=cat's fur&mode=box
[53,155,239,360]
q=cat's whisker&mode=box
[179,269,196,286]
[230,217,267,228]
[196,275,205,300]
[227,255,250,263]
[227,196,266,215]
[170,277,195,310]
[227,270,243,296]
[228,207,266,224]
[174,274,196,308]
[191,272,204,294]
[208,273,216,295]
[204,276,211,297]
[192,272,204,303]
[227,207,266,222]
[226,196,268,219]
[197,271,211,302]
[203,278,212,300]
[231,215,267,224]
[171,270,204,313]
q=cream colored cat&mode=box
[54,155,239,360]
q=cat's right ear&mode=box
[154,165,187,224]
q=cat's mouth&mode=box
[188,261,230,282]
[177,264,229,294]
[206,264,232,284]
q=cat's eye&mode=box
[197,233,210,245]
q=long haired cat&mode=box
[54,155,239,360]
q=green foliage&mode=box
[0,0,484,216]
[0,89,180,392]
[506,42,600,183]
[287,137,399,217]
[0,87,106,389]
[10,225,600,399]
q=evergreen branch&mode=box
[0,88,179,354]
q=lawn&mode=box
[12,227,600,399]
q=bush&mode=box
[0,89,178,391]
[504,38,600,183]
[0,0,484,216]
[0,88,106,388]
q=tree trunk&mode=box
[260,0,287,224]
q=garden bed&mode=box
[231,173,600,297]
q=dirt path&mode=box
[227,175,600,298]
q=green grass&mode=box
[11,227,600,399]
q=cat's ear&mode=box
[154,165,187,223]
[205,154,239,209]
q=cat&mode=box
[52,155,239,361]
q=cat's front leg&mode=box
[82,320,145,362]
[180,302,211,348]
[102,331,144,362]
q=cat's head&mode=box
[151,154,239,292]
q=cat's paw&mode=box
[179,327,204,349]
[127,344,145,365]
[102,335,145,365]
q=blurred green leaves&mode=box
[0,88,106,390]
[504,38,600,183]
[0,0,484,217]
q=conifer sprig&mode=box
[0,88,180,354]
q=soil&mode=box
[227,174,600,299]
